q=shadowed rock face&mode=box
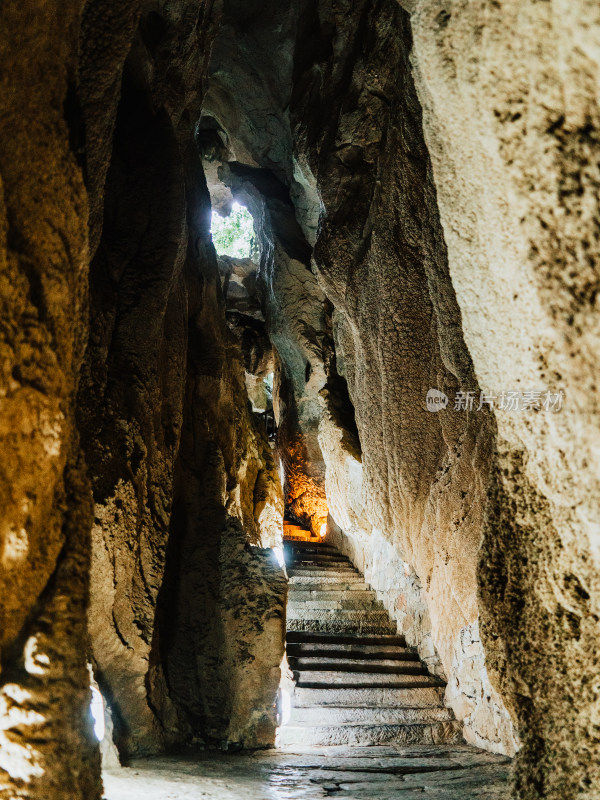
[0,2,101,797]
[77,2,285,757]
[1,2,285,796]
[1,1,599,799]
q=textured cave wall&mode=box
[76,0,285,758]
[289,0,519,755]
[0,3,101,799]
[404,1,600,796]
[257,186,330,536]
[199,2,331,536]
[153,192,285,749]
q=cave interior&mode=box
[1,1,599,799]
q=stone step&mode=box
[287,552,344,560]
[287,609,396,635]
[287,608,392,622]
[288,575,368,588]
[277,721,463,747]
[284,540,338,550]
[287,632,407,646]
[288,566,360,576]
[293,684,447,708]
[287,597,382,611]
[288,560,353,570]
[283,546,459,748]
[289,705,454,726]
[289,588,376,601]
[287,643,419,660]
[288,657,426,673]
[295,670,439,687]
[288,552,350,562]
[287,571,363,582]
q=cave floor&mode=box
[102,743,511,799]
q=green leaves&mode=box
[211,202,254,258]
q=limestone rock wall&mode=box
[405,2,600,796]
[77,2,285,757]
[0,2,102,798]
[2,1,599,798]
[290,0,519,756]
[200,4,332,537]
[1,2,286,793]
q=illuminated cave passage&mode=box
[1,2,599,800]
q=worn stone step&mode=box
[288,551,347,558]
[284,539,338,548]
[284,542,338,550]
[288,561,353,571]
[289,588,377,602]
[287,597,382,611]
[288,619,395,635]
[288,566,360,577]
[288,575,368,588]
[288,583,377,602]
[288,559,354,567]
[287,622,396,635]
[287,608,392,622]
[286,553,351,564]
[289,705,455,726]
[277,721,463,747]
[288,657,426,673]
[293,684,446,708]
[287,632,406,646]
[287,643,418,660]
[295,670,439,687]
[287,609,396,635]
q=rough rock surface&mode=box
[289,0,519,758]
[0,2,101,798]
[1,3,287,796]
[77,2,285,757]
[160,522,286,749]
[200,10,332,537]
[405,2,600,796]
[2,1,600,799]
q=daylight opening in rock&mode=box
[210,201,254,258]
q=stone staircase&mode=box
[278,539,463,747]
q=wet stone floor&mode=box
[103,744,511,800]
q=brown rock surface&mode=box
[197,0,518,757]
[2,2,287,794]
[77,3,285,757]
[289,0,518,756]
[0,2,101,798]
[407,2,600,795]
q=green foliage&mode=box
[211,202,255,258]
